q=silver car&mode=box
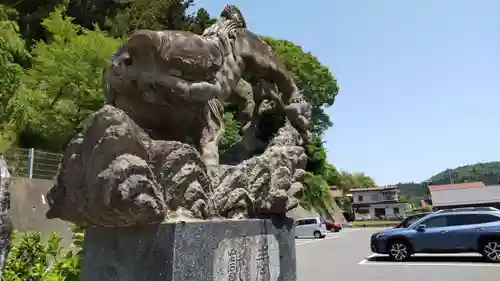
[294,217,328,238]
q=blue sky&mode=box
[197,0,500,185]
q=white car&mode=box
[294,217,328,238]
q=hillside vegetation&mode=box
[397,161,500,206]
[428,161,500,185]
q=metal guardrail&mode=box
[3,148,62,180]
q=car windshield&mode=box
[401,216,422,227]
[407,213,433,229]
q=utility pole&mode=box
[448,170,454,184]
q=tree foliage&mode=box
[328,171,377,208]
[262,37,338,136]
[428,161,500,186]
[0,5,29,152]
[15,6,121,151]
[301,172,333,213]
[2,0,213,52]
[106,0,215,37]
[220,111,243,154]
[339,171,376,190]
[3,226,83,281]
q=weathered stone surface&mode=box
[46,105,212,227]
[212,124,307,219]
[0,157,13,280]
[81,218,296,281]
[46,105,305,225]
[46,4,310,226]
[103,4,310,167]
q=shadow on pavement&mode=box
[368,255,487,263]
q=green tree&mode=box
[322,163,342,186]
[305,136,328,173]
[187,8,217,35]
[14,5,121,151]
[3,226,83,281]
[1,0,64,46]
[297,136,345,214]
[262,37,339,136]
[0,5,30,152]
[67,0,122,31]
[106,0,214,37]
[351,172,376,188]
[219,111,242,154]
[338,171,376,193]
[301,172,333,213]
[3,0,212,46]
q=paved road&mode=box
[295,228,500,281]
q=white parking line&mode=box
[295,229,362,246]
[296,235,340,246]
[358,254,500,267]
[358,253,377,264]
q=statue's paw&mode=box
[47,105,163,227]
[217,187,254,219]
[90,154,167,227]
[152,141,213,219]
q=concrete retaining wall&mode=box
[286,201,347,224]
[10,177,73,246]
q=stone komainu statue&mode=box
[46,4,311,227]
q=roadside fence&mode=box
[3,148,62,180]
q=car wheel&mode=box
[388,240,412,262]
[313,231,321,239]
[481,239,500,263]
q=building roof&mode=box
[350,186,399,192]
[430,184,500,207]
[428,181,485,192]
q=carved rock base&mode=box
[80,218,297,281]
[46,105,306,226]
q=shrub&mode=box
[3,225,83,281]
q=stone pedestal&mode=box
[81,218,296,281]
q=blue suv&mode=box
[370,207,500,262]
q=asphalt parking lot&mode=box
[295,228,500,281]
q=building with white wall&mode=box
[350,186,408,220]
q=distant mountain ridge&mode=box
[428,161,500,185]
[396,161,500,206]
